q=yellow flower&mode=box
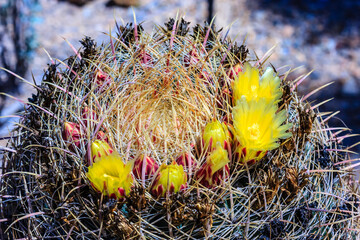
[203,120,231,151]
[87,153,134,199]
[233,98,292,163]
[232,63,282,104]
[91,140,113,162]
[259,67,282,103]
[196,143,230,188]
[151,162,187,197]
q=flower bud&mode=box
[95,70,108,85]
[96,130,108,142]
[227,63,242,80]
[176,153,196,173]
[87,153,134,200]
[82,106,97,127]
[151,162,187,197]
[196,143,230,188]
[133,155,159,180]
[63,122,82,150]
[203,120,231,152]
[94,70,111,92]
[91,140,113,162]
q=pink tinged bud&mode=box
[95,70,107,85]
[211,164,230,186]
[152,184,164,197]
[132,155,159,180]
[176,153,196,173]
[227,63,242,80]
[151,162,187,198]
[63,122,82,150]
[180,184,186,191]
[94,70,111,92]
[196,145,230,188]
[82,107,98,127]
[96,131,108,142]
[91,140,113,162]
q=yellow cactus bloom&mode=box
[259,67,282,103]
[87,153,134,199]
[151,162,187,197]
[233,98,292,163]
[91,140,113,162]
[196,143,230,188]
[203,120,231,151]
[232,63,282,104]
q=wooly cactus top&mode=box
[1,18,359,239]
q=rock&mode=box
[111,0,139,6]
[67,0,92,6]
[342,78,359,95]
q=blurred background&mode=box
[0,0,359,159]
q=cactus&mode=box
[1,18,359,239]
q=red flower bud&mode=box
[96,130,108,142]
[227,63,242,80]
[94,70,111,92]
[82,107,97,127]
[176,153,196,173]
[95,70,108,85]
[63,122,82,150]
[196,144,230,188]
[132,155,159,180]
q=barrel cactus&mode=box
[1,18,359,239]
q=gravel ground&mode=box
[1,0,360,157]
[29,0,208,80]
